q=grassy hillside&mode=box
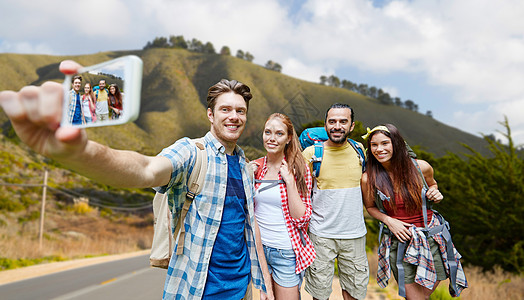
[0,49,490,157]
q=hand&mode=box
[279,160,294,183]
[426,187,443,203]
[385,216,413,243]
[0,60,87,159]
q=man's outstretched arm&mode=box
[0,60,172,188]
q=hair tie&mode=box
[361,125,389,140]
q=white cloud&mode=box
[1,0,523,143]
[283,58,331,83]
[0,40,54,54]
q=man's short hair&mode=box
[73,75,82,83]
[207,79,252,113]
[325,103,354,124]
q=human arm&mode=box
[417,159,444,203]
[361,173,413,242]
[0,60,172,188]
[253,216,274,300]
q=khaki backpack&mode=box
[149,138,207,268]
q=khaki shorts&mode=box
[305,233,369,300]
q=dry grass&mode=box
[444,266,524,300]
[367,248,524,300]
[0,200,153,267]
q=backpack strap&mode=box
[173,137,207,255]
[411,158,431,231]
[311,141,324,177]
[255,179,285,193]
[374,188,391,243]
[348,138,366,172]
[411,158,460,294]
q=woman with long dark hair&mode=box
[108,83,123,119]
[361,124,467,300]
[252,113,315,300]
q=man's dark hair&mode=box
[325,103,354,123]
[72,75,82,83]
[207,79,252,113]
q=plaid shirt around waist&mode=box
[155,132,266,299]
[377,214,468,297]
[254,156,316,273]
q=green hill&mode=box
[0,48,489,157]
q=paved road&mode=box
[0,252,387,299]
[0,254,166,300]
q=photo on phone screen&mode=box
[62,55,143,128]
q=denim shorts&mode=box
[263,245,303,288]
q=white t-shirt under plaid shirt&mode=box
[155,132,266,299]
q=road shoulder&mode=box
[0,249,150,285]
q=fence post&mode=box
[38,170,48,251]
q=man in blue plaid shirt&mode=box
[0,61,272,300]
[66,75,83,125]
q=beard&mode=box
[328,129,350,144]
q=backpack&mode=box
[299,127,366,176]
[149,138,207,269]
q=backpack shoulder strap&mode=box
[186,137,207,199]
[411,158,431,230]
[348,139,366,172]
[174,137,207,255]
[311,141,324,177]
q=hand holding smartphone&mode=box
[62,55,143,128]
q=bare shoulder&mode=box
[416,159,431,169]
[416,159,434,175]
[361,171,369,184]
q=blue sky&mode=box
[1,0,523,145]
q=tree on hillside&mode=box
[435,116,524,273]
[394,97,403,107]
[378,92,393,105]
[244,52,254,62]
[143,36,169,49]
[265,60,282,72]
[426,110,433,118]
[220,46,231,55]
[368,86,378,98]
[236,49,244,59]
[328,75,340,87]
[357,83,369,96]
[202,42,216,54]
[404,99,415,111]
[188,38,204,52]
[169,35,188,49]
[341,79,356,91]
[319,76,327,85]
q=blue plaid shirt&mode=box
[155,132,266,299]
[67,89,82,124]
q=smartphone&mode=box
[62,55,143,128]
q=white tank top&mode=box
[254,183,292,249]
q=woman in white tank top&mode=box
[253,113,315,300]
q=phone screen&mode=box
[61,55,142,128]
